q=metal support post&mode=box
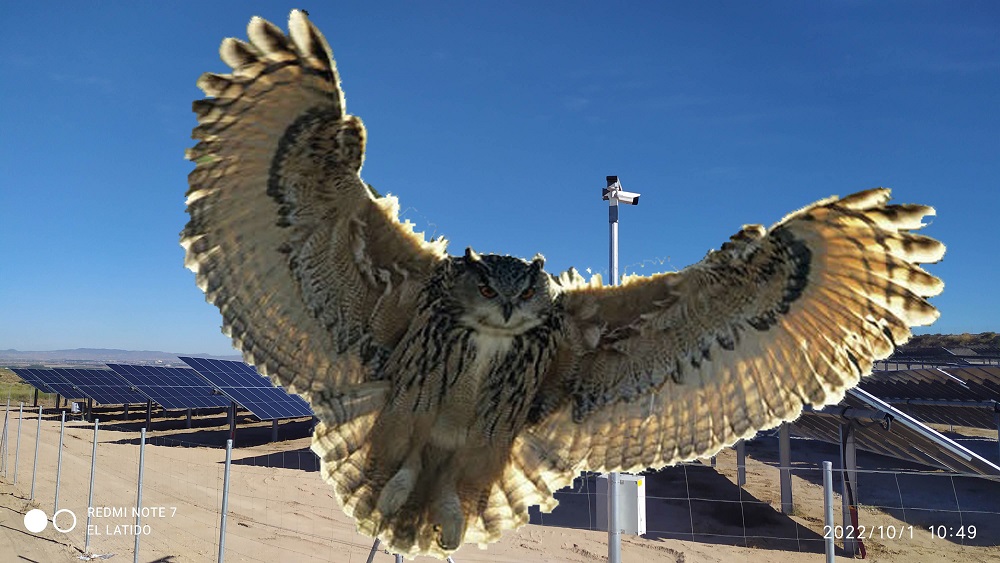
[608,470,621,563]
[134,428,147,563]
[229,402,237,444]
[13,402,23,485]
[779,422,792,514]
[219,438,233,562]
[187,408,193,429]
[608,196,621,563]
[366,539,381,563]
[840,423,858,557]
[272,419,279,442]
[84,419,100,555]
[33,388,39,408]
[30,406,41,499]
[54,411,65,512]
[146,399,152,429]
[395,555,403,563]
[822,461,835,563]
[736,440,746,486]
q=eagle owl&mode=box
[182,10,945,559]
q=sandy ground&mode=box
[1,405,998,563]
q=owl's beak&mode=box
[501,302,513,322]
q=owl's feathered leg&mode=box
[376,450,422,517]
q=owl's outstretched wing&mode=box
[523,188,944,475]
[183,11,447,419]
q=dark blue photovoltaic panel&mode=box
[179,357,314,420]
[12,368,57,394]
[106,364,231,410]
[52,368,150,405]
[16,369,88,399]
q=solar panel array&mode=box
[792,388,1000,477]
[10,368,57,394]
[859,366,1000,429]
[12,368,87,399]
[179,356,314,420]
[52,368,150,405]
[107,364,231,410]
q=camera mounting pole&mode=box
[601,175,640,563]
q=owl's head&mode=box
[452,248,554,334]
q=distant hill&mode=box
[902,332,1000,352]
[0,348,242,368]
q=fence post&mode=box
[13,402,23,485]
[134,428,147,563]
[84,419,99,555]
[30,406,41,499]
[822,461,834,563]
[219,438,233,563]
[736,439,747,486]
[54,411,66,512]
[779,422,793,514]
[2,399,9,478]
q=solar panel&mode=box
[179,357,314,420]
[51,368,150,405]
[15,369,89,399]
[106,364,231,410]
[11,368,57,394]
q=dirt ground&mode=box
[0,405,997,562]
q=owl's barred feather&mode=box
[184,10,945,559]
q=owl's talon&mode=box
[435,521,462,551]
[431,489,464,551]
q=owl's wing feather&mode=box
[526,188,944,474]
[183,11,447,415]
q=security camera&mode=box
[602,176,640,205]
[616,190,640,205]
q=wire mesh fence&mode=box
[2,399,999,562]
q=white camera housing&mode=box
[603,176,641,206]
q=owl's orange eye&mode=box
[520,288,535,300]
[479,285,497,298]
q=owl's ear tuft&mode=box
[464,247,481,263]
[530,254,545,271]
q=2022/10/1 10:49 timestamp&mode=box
[823,525,979,540]
[928,525,977,540]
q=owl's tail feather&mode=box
[465,434,578,548]
[312,412,380,520]
[315,429,579,558]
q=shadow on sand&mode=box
[744,434,1000,547]
[531,462,832,554]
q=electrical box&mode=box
[596,473,647,535]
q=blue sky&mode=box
[1,2,997,356]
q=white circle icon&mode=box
[52,509,77,533]
[24,509,48,533]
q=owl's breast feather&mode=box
[428,332,514,449]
